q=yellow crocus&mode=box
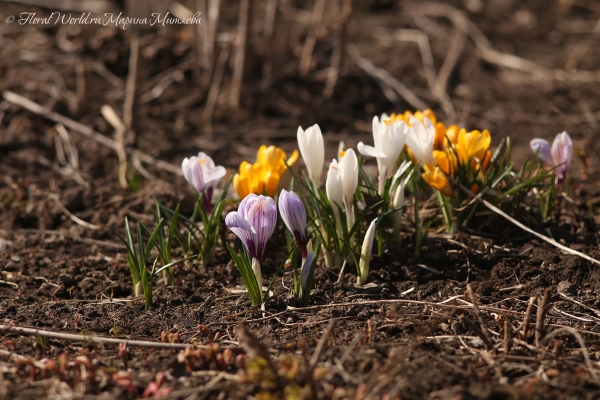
[422,163,453,197]
[233,145,298,199]
[455,129,491,170]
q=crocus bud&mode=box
[338,149,358,228]
[278,189,308,258]
[299,251,316,298]
[181,152,226,214]
[297,124,325,190]
[530,131,573,185]
[357,219,377,286]
[326,159,344,235]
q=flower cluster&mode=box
[112,106,575,309]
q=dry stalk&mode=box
[466,283,493,350]
[262,0,279,78]
[309,320,336,367]
[520,296,536,342]
[418,2,600,83]
[123,34,139,133]
[349,46,428,110]
[503,317,512,355]
[3,90,182,176]
[299,0,327,77]
[100,105,129,189]
[458,183,600,266]
[204,44,231,136]
[323,0,351,99]
[230,0,252,108]
[535,287,552,348]
[236,322,283,388]
[0,324,235,349]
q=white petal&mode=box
[357,142,387,158]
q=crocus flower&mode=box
[225,194,277,263]
[279,189,308,258]
[299,251,315,298]
[358,117,409,195]
[338,148,358,228]
[181,152,226,213]
[326,159,344,235]
[405,115,435,165]
[233,145,298,199]
[530,131,573,185]
[357,218,377,286]
[297,124,325,190]
[422,163,453,197]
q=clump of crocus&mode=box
[297,124,325,191]
[182,152,226,214]
[530,131,573,185]
[358,116,409,195]
[233,145,298,199]
[225,194,277,305]
[279,189,316,302]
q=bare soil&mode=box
[2,0,600,399]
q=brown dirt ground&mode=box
[2,0,600,399]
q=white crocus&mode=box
[297,124,325,190]
[326,159,344,236]
[358,117,409,195]
[357,218,377,286]
[338,148,358,229]
[405,115,435,165]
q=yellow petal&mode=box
[422,163,453,197]
[264,171,280,197]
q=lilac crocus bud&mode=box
[357,218,377,286]
[278,189,308,259]
[530,131,573,185]
[225,194,277,263]
[299,251,315,298]
[182,152,226,213]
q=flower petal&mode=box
[357,142,387,158]
[530,138,553,166]
[225,211,258,259]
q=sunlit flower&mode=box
[297,124,325,190]
[422,163,453,198]
[181,152,226,213]
[233,145,298,199]
[225,194,277,263]
[530,131,573,185]
[405,115,436,165]
[326,159,344,234]
[338,148,358,228]
[455,129,492,171]
[357,218,377,286]
[358,117,409,195]
[279,189,308,258]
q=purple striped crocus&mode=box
[278,189,308,259]
[530,131,573,185]
[225,194,277,263]
[182,152,226,213]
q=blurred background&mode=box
[1,0,598,230]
